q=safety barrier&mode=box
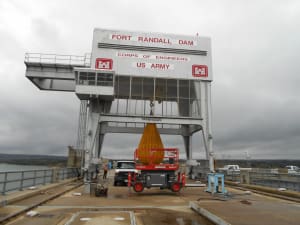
[224,170,300,192]
[24,53,91,67]
[0,167,80,195]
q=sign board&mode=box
[91,28,212,80]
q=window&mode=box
[97,73,113,86]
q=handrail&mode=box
[222,170,300,192]
[24,53,91,67]
[0,167,80,195]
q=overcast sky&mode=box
[0,0,299,159]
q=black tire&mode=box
[95,188,108,196]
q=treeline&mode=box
[212,159,300,168]
[0,153,67,167]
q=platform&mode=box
[1,176,299,225]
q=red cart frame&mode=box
[134,148,179,171]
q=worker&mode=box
[103,163,108,179]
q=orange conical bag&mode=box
[136,123,164,164]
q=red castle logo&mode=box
[95,58,113,70]
[192,65,208,77]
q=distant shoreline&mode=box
[0,153,67,167]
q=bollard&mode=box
[128,172,132,195]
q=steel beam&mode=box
[99,114,203,126]
[100,126,183,135]
[29,78,75,92]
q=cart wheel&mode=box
[133,182,144,192]
[171,182,181,192]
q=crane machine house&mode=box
[24,28,214,193]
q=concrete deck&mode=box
[1,177,299,225]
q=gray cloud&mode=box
[0,0,299,159]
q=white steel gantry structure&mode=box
[24,29,215,189]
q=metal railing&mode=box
[0,167,80,195]
[224,171,300,192]
[249,172,300,192]
[24,53,91,67]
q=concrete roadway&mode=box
[1,176,300,225]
